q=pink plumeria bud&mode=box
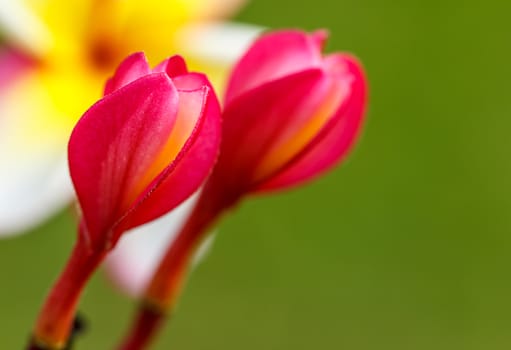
[211,29,367,201]
[68,52,221,251]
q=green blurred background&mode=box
[2,0,511,348]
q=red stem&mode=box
[117,183,233,350]
[28,229,106,349]
[115,303,165,350]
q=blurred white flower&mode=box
[0,0,262,236]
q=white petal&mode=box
[0,61,75,236]
[0,152,73,236]
[175,22,264,65]
[104,192,216,298]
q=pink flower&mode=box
[69,52,221,251]
[213,29,367,201]
[29,52,221,348]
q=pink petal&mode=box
[153,55,188,77]
[122,80,221,230]
[310,30,329,51]
[0,49,33,89]
[224,30,323,104]
[249,70,345,182]
[211,69,327,195]
[104,52,151,95]
[256,55,367,192]
[69,73,179,246]
[173,72,213,90]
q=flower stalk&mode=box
[28,225,107,349]
[117,182,237,350]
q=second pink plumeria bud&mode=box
[69,52,221,251]
[213,29,366,200]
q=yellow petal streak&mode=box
[253,78,347,182]
[124,90,204,208]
